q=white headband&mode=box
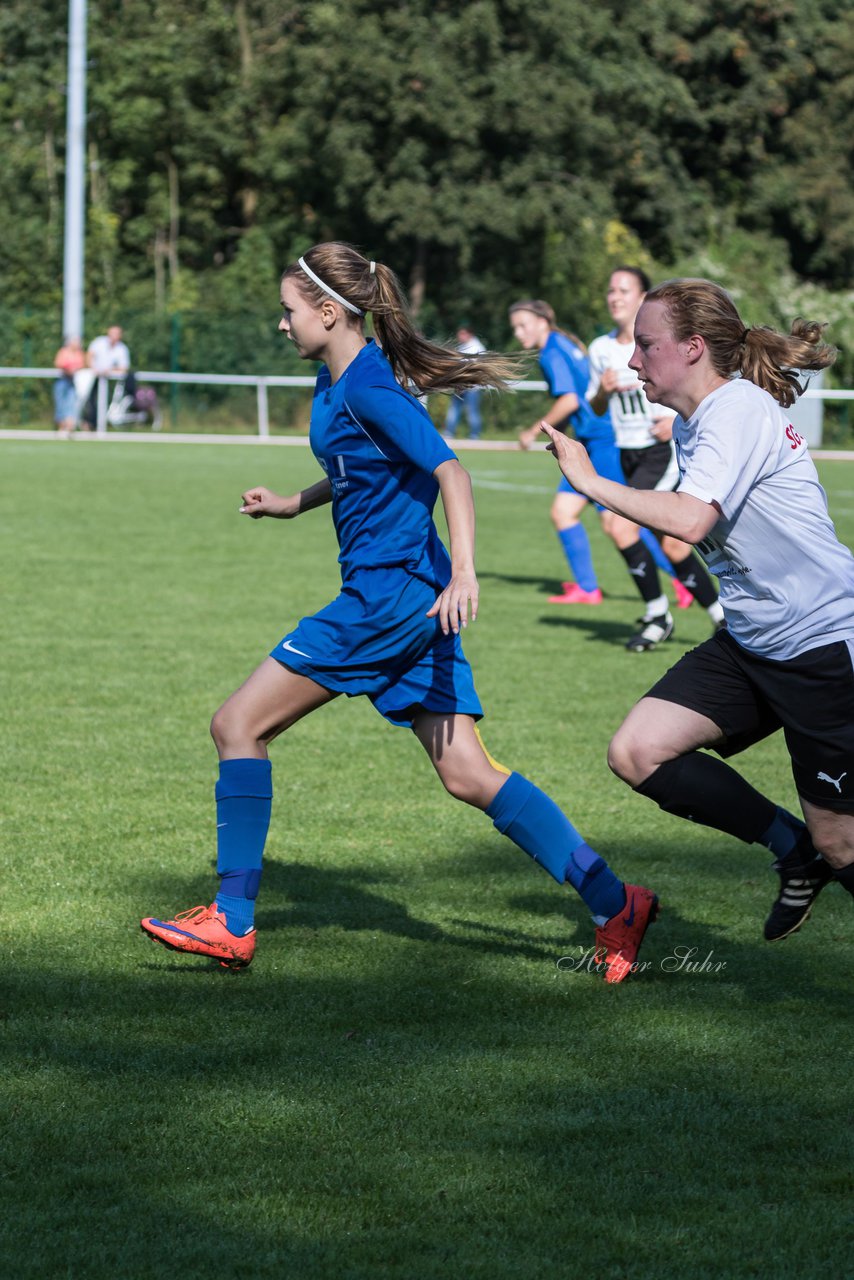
[298,256,364,315]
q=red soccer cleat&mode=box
[595,884,659,983]
[141,903,256,969]
[548,583,604,605]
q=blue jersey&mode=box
[271,340,483,727]
[539,331,613,445]
[310,340,455,585]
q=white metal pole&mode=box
[62,0,88,342]
[257,380,270,436]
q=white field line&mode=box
[2,430,854,474]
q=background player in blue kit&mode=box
[543,278,854,940]
[510,299,676,613]
[141,241,658,983]
[511,299,621,605]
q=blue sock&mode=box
[758,807,806,862]
[557,525,598,592]
[640,527,674,575]
[213,758,272,937]
[213,892,257,936]
[486,772,626,922]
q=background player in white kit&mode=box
[543,277,854,940]
[587,268,724,651]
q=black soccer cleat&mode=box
[625,611,674,653]
[764,846,834,941]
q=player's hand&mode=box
[518,424,541,451]
[239,486,296,519]
[427,570,479,635]
[539,422,598,494]
[599,368,622,395]
[651,417,674,442]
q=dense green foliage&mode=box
[3,437,854,1278]
[2,1,852,370]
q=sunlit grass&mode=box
[2,440,852,1279]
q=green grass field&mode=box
[3,439,853,1279]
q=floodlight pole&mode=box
[62,0,88,341]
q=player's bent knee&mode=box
[210,704,255,755]
[805,826,854,870]
[607,732,649,787]
[437,767,497,810]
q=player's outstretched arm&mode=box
[428,459,479,634]
[518,391,578,450]
[540,422,718,543]
[239,477,333,520]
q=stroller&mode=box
[105,372,162,430]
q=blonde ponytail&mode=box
[283,242,521,394]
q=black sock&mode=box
[620,540,662,605]
[671,552,719,609]
[636,753,776,843]
[832,863,854,897]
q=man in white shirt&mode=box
[444,327,487,441]
[82,326,131,428]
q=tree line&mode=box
[2,0,852,385]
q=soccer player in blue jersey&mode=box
[141,241,658,983]
[542,278,854,940]
[510,299,680,621]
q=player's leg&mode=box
[610,635,830,938]
[547,486,601,601]
[636,528,695,610]
[465,389,483,441]
[141,658,337,966]
[412,711,658,982]
[799,803,854,882]
[549,487,602,602]
[659,534,724,628]
[444,394,462,439]
[770,638,854,914]
[613,447,676,650]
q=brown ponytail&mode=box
[646,278,837,408]
[282,242,521,394]
[507,299,587,354]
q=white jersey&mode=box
[88,335,130,375]
[675,378,854,660]
[588,330,674,449]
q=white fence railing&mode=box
[2,366,852,441]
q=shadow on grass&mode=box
[537,611,699,649]
[478,569,564,592]
[4,841,852,1277]
[257,857,575,964]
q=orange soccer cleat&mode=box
[141,903,256,969]
[595,884,659,984]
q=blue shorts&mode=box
[270,566,483,728]
[557,438,624,511]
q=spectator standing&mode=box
[82,325,130,429]
[52,336,86,436]
[444,326,487,441]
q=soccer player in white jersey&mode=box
[588,267,724,650]
[542,277,854,941]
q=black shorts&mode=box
[646,628,854,810]
[620,441,678,492]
